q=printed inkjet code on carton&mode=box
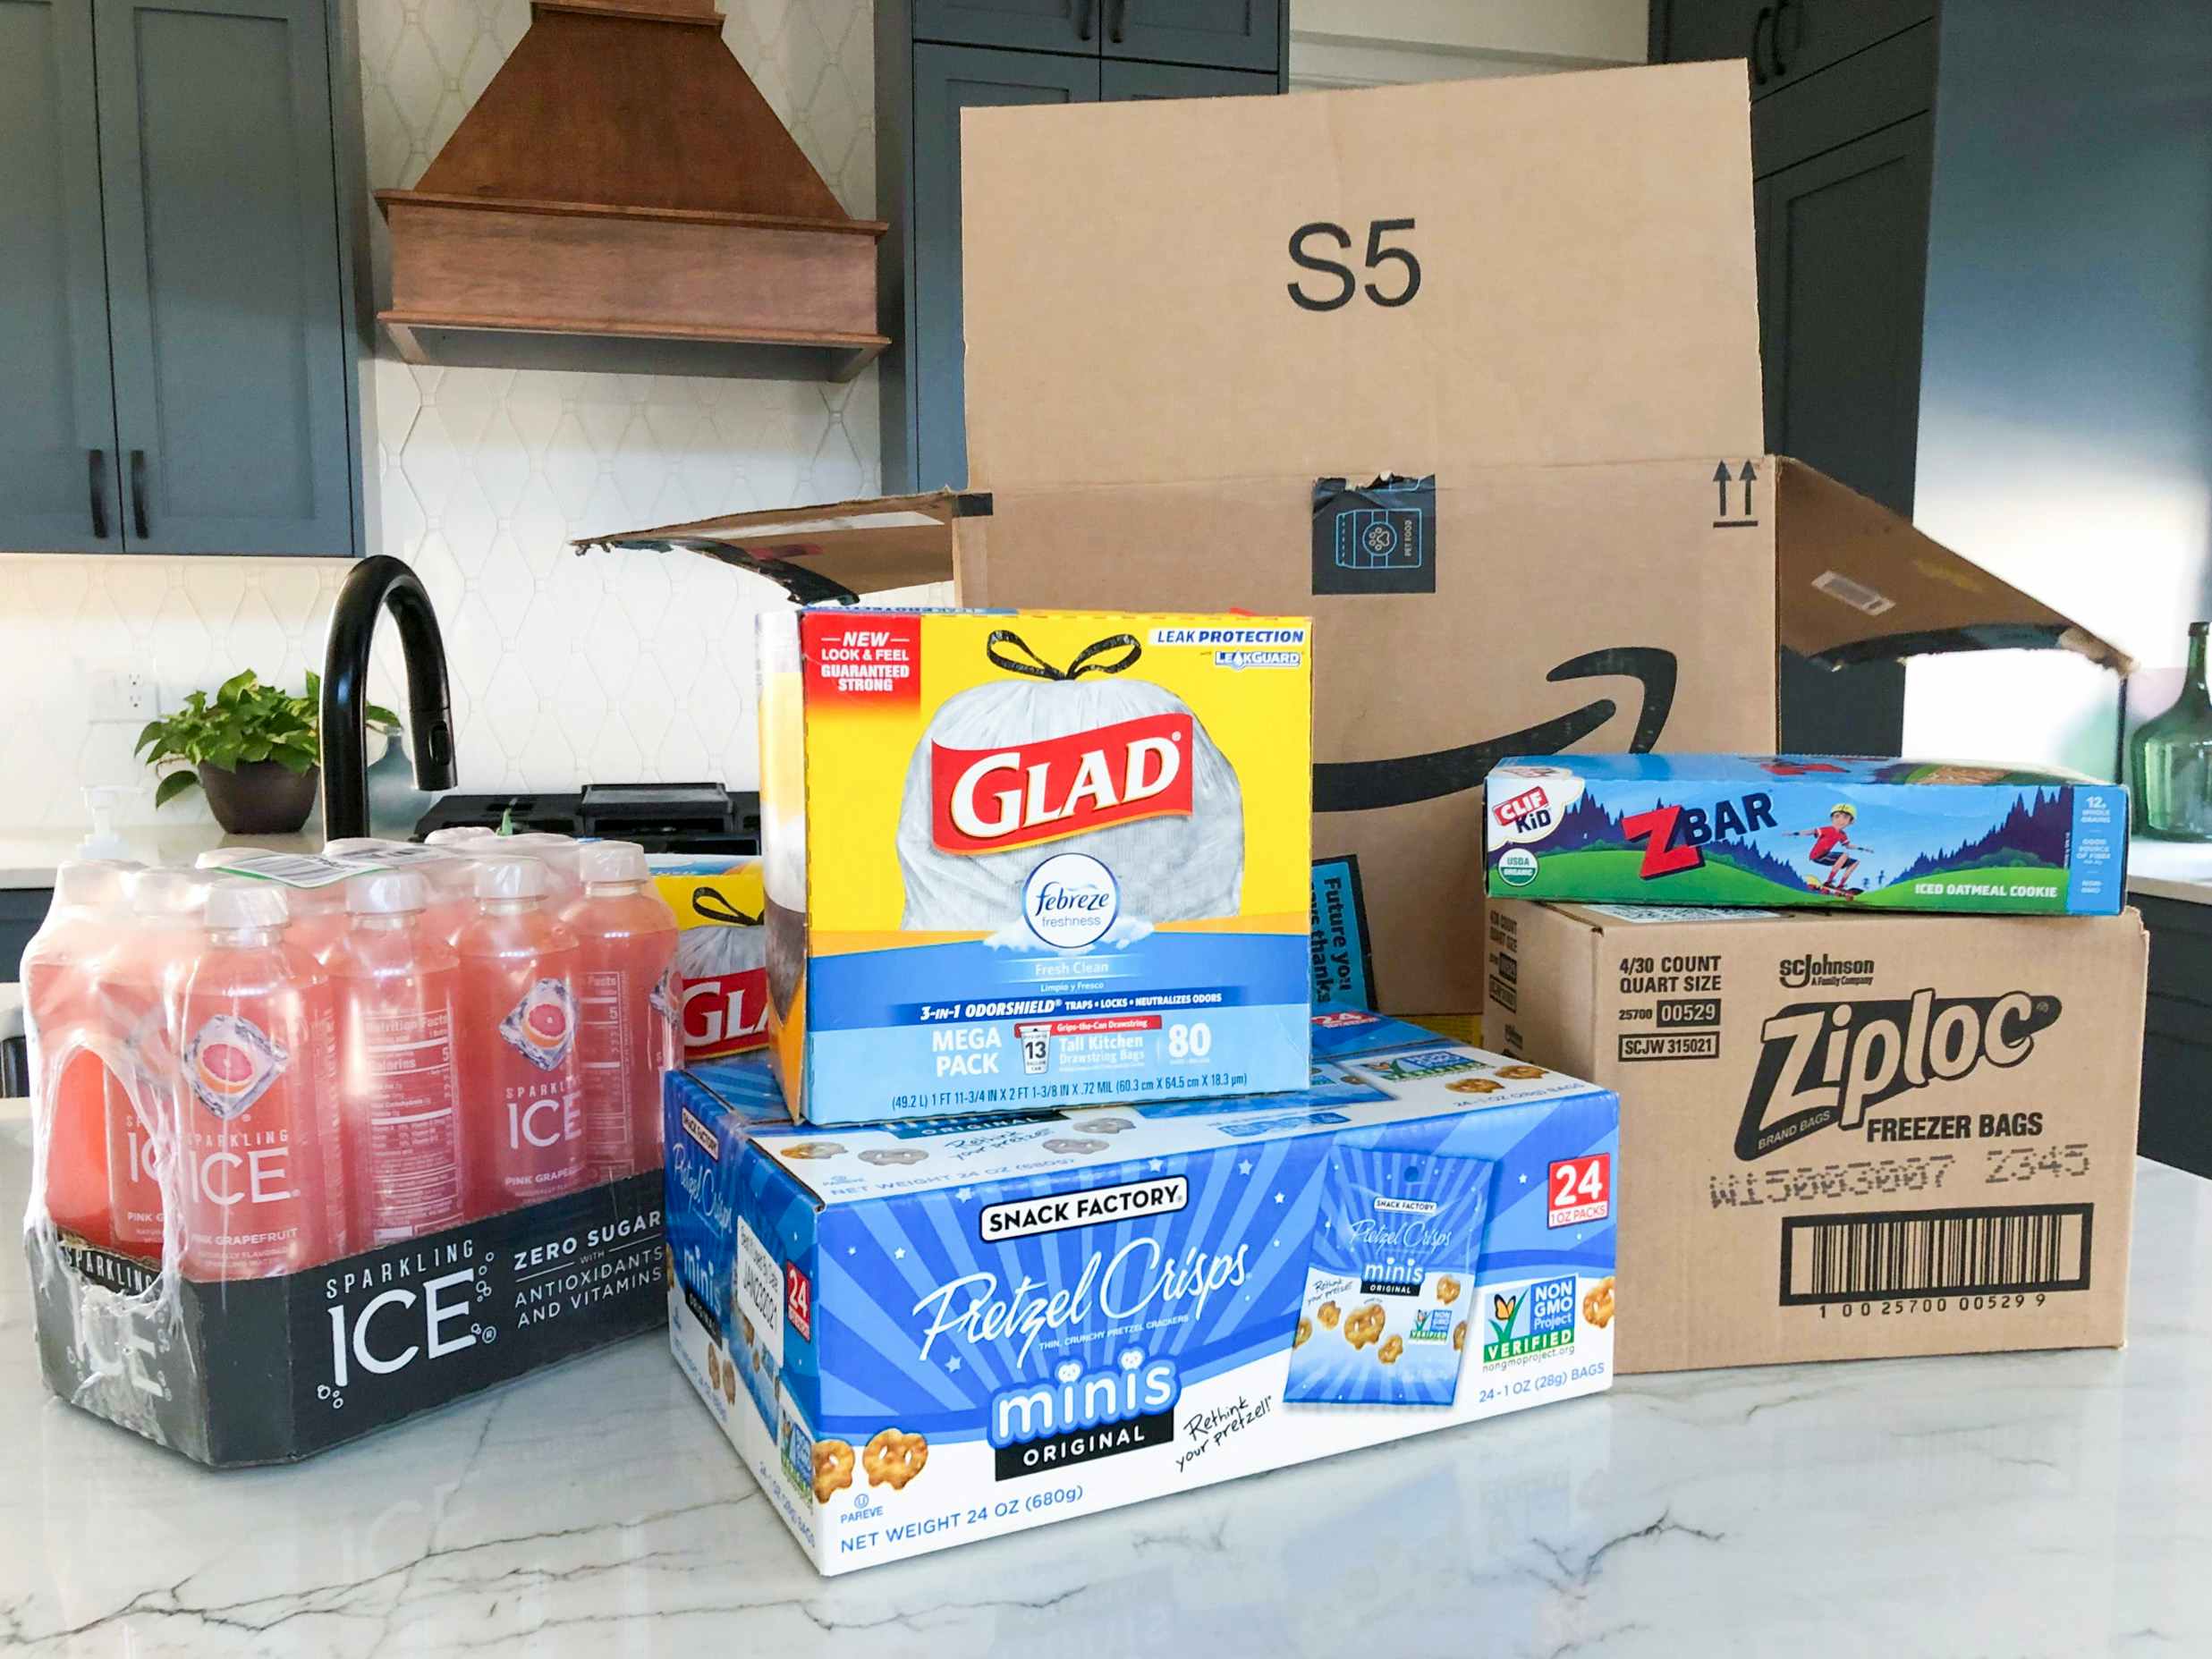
[758,610,1314,1125]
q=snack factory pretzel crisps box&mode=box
[1484,901,2147,1374]
[584,63,2127,1023]
[1485,754,2129,914]
[664,1032,1619,1574]
[756,607,1312,1125]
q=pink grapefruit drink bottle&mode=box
[500,833,582,905]
[174,881,347,1279]
[562,841,679,1181]
[457,857,585,1216]
[326,835,477,948]
[329,869,468,1243]
[97,868,208,1258]
[422,828,499,944]
[22,861,137,1248]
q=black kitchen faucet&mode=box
[319,554,457,840]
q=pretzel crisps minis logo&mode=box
[930,713,1195,853]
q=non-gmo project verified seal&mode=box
[1483,1275,1578,1363]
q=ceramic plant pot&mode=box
[197,761,320,835]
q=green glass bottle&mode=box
[2131,621,2212,840]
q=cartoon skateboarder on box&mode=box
[1786,804,1872,896]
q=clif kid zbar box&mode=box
[665,1035,1618,1573]
[1486,754,2129,914]
[757,608,1312,1125]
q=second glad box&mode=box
[1483,901,2148,1373]
[665,1037,1619,1574]
[756,608,1312,1125]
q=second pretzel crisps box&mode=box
[756,607,1312,1126]
[1484,901,2148,1374]
[664,1035,1619,1575]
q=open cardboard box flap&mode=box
[1774,460,2130,672]
[579,460,2126,674]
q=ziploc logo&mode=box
[1483,1275,1577,1364]
[988,1347,1180,1480]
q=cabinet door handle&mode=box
[1769,0,1792,76]
[88,449,109,540]
[1750,6,1772,85]
[1108,0,1127,45]
[1076,0,1094,42]
[128,448,149,541]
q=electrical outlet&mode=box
[89,670,157,724]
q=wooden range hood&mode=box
[376,0,886,381]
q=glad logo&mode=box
[931,713,1192,854]
[680,968,769,1058]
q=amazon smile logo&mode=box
[1313,648,1677,812]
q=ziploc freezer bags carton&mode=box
[665,1031,1618,1574]
[757,608,1312,1124]
[1486,754,2129,914]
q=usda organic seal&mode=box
[1496,847,1539,887]
[1022,852,1119,947]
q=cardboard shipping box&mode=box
[583,63,2124,1019]
[1484,901,2148,1373]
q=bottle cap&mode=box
[503,833,582,877]
[323,836,398,859]
[205,880,289,930]
[55,859,140,909]
[347,869,428,915]
[425,825,497,847]
[474,857,546,901]
[131,868,207,918]
[577,840,649,885]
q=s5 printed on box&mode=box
[1485,754,2128,915]
[758,609,1313,1125]
[664,1037,1617,1574]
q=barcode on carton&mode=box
[1778,1204,2091,1304]
[1811,570,1896,617]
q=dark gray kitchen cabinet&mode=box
[1104,1,1279,74]
[0,0,120,554]
[1651,0,1932,97]
[0,0,364,558]
[1101,58,1277,100]
[912,0,1092,55]
[878,0,1287,492]
[900,44,1098,497]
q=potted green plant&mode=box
[134,670,396,834]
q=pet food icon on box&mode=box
[756,608,1313,1125]
[1484,753,2129,915]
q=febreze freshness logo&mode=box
[930,712,1194,854]
[1737,990,2063,1159]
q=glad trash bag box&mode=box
[648,855,770,1062]
[664,1031,1619,1574]
[757,608,1311,1124]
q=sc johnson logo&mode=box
[1736,989,2064,1161]
[929,713,1194,854]
[1778,952,1877,989]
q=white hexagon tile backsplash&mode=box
[0,0,921,836]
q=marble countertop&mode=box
[4,1130,2209,1656]
[2131,840,2212,906]
[0,827,321,891]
